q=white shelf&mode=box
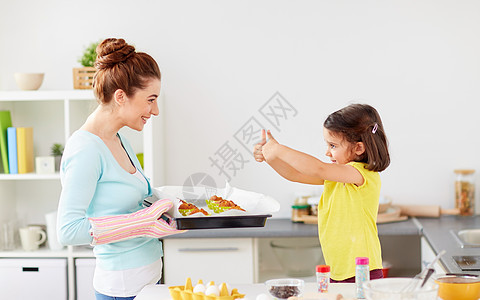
[0,90,94,101]
[0,172,60,180]
[0,245,94,258]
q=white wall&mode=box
[2,0,480,218]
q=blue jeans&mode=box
[95,291,135,300]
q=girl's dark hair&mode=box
[93,38,161,104]
[323,103,390,172]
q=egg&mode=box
[205,284,219,296]
[207,281,215,287]
[256,293,271,300]
[193,283,206,294]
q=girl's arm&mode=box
[253,130,323,185]
[263,131,363,185]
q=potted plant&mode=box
[73,41,99,89]
[51,143,64,172]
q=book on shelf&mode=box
[0,110,12,174]
[7,127,18,174]
[17,127,34,174]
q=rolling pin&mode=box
[397,205,460,217]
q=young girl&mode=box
[253,103,389,282]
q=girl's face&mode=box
[123,78,161,131]
[323,127,359,165]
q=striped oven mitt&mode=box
[88,198,184,245]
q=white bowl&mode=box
[363,277,439,300]
[14,73,45,90]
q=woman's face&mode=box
[123,78,161,131]
[323,127,356,165]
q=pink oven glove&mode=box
[88,198,184,245]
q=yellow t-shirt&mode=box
[317,161,383,281]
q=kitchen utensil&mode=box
[45,211,64,250]
[401,249,446,292]
[435,274,480,300]
[362,278,439,300]
[397,205,460,217]
[0,221,16,250]
[19,226,46,251]
[377,206,408,223]
[14,73,45,90]
[265,278,305,299]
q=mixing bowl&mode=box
[265,278,304,299]
[435,274,480,300]
[363,277,439,300]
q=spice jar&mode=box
[291,205,310,223]
[316,265,330,293]
[355,257,369,299]
[454,169,475,216]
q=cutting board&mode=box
[377,206,408,223]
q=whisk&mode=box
[401,249,446,292]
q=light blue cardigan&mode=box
[57,130,162,271]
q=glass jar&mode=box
[454,169,475,216]
[355,257,369,299]
[291,205,310,223]
[316,265,330,293]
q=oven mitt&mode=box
[88,198,184,245]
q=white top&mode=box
[94,258,162,297]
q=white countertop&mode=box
[135,282,357,300]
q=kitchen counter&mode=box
[165,217,421,239]
[136,282,356,300]
[418,215,480,275]
[164,216,479,275]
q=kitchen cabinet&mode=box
[421,236,446,273]
[0,258,67,299]
[0,90,165,300]
[162,238,257,285]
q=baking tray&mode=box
[143,198,272,230]
[174,214,272,230]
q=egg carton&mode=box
[168,278,245,300]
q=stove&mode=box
[453,256,480,271]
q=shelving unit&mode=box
[0,89,165,300]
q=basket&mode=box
[73,67,96,89]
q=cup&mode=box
[44,211,64,250]
[0,221,16,250]
[19,226,46,251]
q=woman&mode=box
[57,38,184,299]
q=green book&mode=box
[0,110,12,173]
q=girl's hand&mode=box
[262,130,279,161]
[253,129,267,162]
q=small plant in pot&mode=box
[51,143,64,172]
[73,41,99,89]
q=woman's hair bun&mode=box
[94,38,135,70]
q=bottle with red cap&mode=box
[316,265,330,293]
[355,257,370,299]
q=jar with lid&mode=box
[291,205,310,223]
[355,257,369,299]
[316,265,330,293]
[454,169,475,216]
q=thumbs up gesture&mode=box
[253,129,278,162]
